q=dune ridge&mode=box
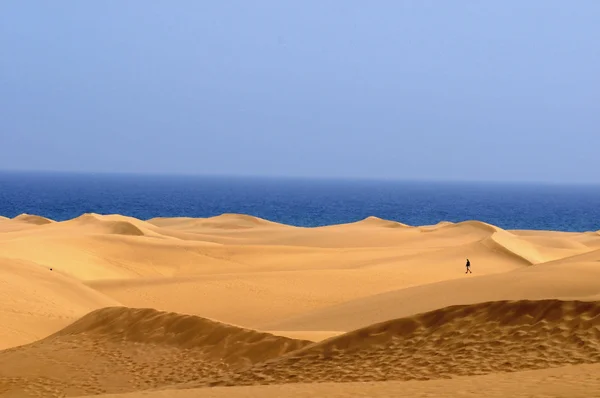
[428,221,546,264]
[482,230,542,264]
[53,306,312,364]
[346,216,410,228]
[418,220,454,231]
[441,220,502,233]
[65,213,147,236]
[148,213,285,230]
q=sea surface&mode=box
[1,171,600,232]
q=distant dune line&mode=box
[0,211,583,231]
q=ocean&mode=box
[1,171,599,232]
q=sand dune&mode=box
[2,299,599,397]
[55,307,311,363]
[0,307,310,397]
[1,212,600,397]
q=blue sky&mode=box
[1,1,599,183]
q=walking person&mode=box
[465,258,472,274]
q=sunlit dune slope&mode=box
[0,257,119,349]
[87,230,542,330]
[264,252,600,331]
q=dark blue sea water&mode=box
[1,171,600,232]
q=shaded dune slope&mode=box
[200,299,600,387]
[481,231,541,264]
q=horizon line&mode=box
[1,168,599,187]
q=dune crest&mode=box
[418,220,454,231]
[352,216,410,228]
[481,231,541,265]
[441,220,503,234]
[64,213,147,236]
[13,213,54,225]
[148,213,285,230]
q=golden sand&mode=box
[0,213,599,397]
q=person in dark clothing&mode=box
[465,258,471,273]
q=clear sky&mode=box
[1,1,599,183]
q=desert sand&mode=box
[1,212,600,397]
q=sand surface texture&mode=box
[1,213,600,396]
